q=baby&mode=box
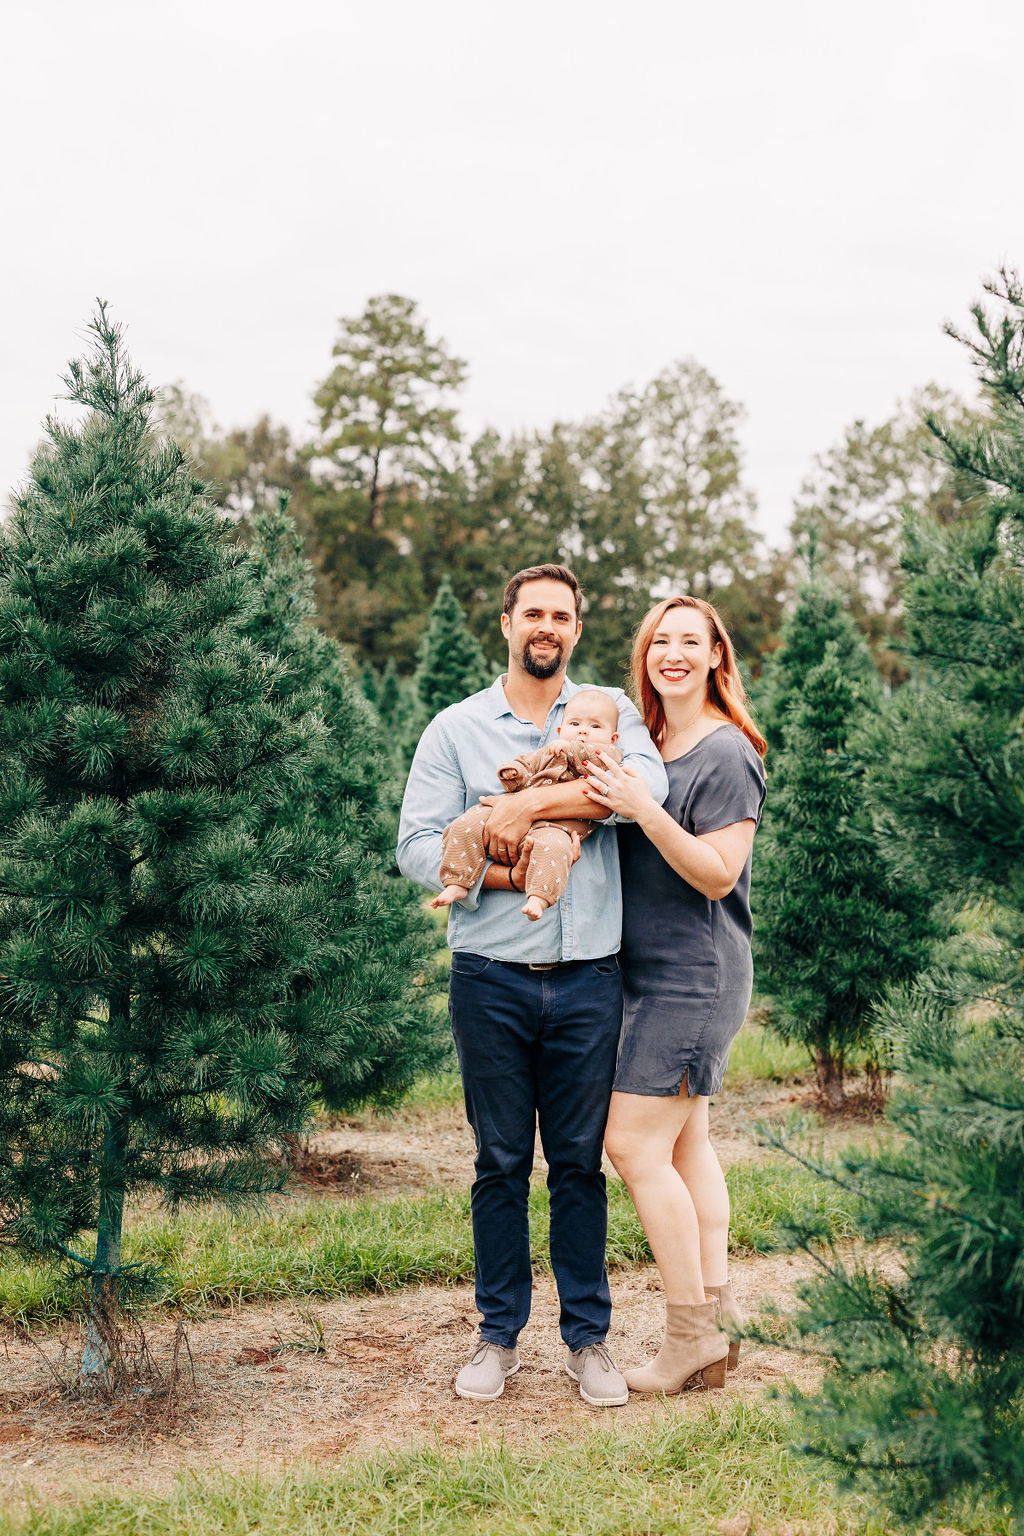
[432,689,622,921]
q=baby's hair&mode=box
[563,689,619,724]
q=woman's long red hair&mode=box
[630,596,767,759]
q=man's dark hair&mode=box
[502,564,583,623]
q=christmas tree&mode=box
[773,273,1024,1529]
[375,658,403,730]
[412,574,491,719]
[753,566,934,1106]
[360,661,379,707]
[241,496,447,1110]
[755,530,877,743]
[401,575,491,764]
[0,309,391,1383]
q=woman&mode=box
[582,595,766,1394]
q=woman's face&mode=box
[645,606,723,707]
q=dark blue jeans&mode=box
[448,952,623,1351]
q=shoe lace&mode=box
[578,1342,615,1373]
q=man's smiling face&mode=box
[502,579,582,680]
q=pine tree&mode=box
[753,628,934,1107]
[360,661,379,706]
[0,310,378,1384]
[241,497,447,1110]
[412,575,492,719]
[771,272,1024,1529]
[376,658,402,729]
[400,576,491,766]
[755,530,878,743]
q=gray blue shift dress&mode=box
[615,724,766,1097]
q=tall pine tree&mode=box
[0,310,381,1383]
[773,272,1024,1529]
[753,563,933,1106]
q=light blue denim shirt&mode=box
[397,676,669,962]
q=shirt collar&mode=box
[488,674,575,721]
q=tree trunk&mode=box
[863,1054,889,1113]
[368,444,382,530]
[280,1131,311,1172]
[814,1046,847,1111]
[82,964,131,1388]
[81,1123,126,1388]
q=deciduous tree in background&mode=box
[790,383,984,681]
[436,360,779,687]
[156,305,797,689]
[557,359,774,682]
[307,295,468,664]
[159,384,311,533]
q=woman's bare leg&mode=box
[603,1087,706,1305]
[671,1097,730,1288]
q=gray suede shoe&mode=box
[455,1341,520,1402]
[564,1341,629,1407]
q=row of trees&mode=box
[160,294,982,687]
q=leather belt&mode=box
[526,960,582,971]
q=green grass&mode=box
[397,1069,464,1111]
[0,1159,859,1327]
[336,1018,811,1125]
[0,1397,1010,1536]
[406,1024,812,1110]
[727,1016,810,1085]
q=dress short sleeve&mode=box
[685,728,766,837]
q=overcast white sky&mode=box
[3,0,1021,543]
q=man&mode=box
[397,565,668,1407]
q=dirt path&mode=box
[1,1253,821,1510]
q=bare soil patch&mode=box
[1,1253,820,1511]
[295,1100,474,1198]
[291,1073,871,1201]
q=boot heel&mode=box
[700,1354,728,1389]
[727,1340,740,1371]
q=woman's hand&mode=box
[582,750,656,823]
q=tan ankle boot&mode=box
[624,1300,729,1394]
[705,1281,743,1370]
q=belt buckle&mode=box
[528,962,559,971]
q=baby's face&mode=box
[557,692,619,747]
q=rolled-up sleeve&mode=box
[396,717,488,910]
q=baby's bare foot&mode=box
[431,884,470,909]
[522,895,550,922]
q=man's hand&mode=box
[478,789,540,866]
[509,834,535,891]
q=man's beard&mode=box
[522,639,564,678]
